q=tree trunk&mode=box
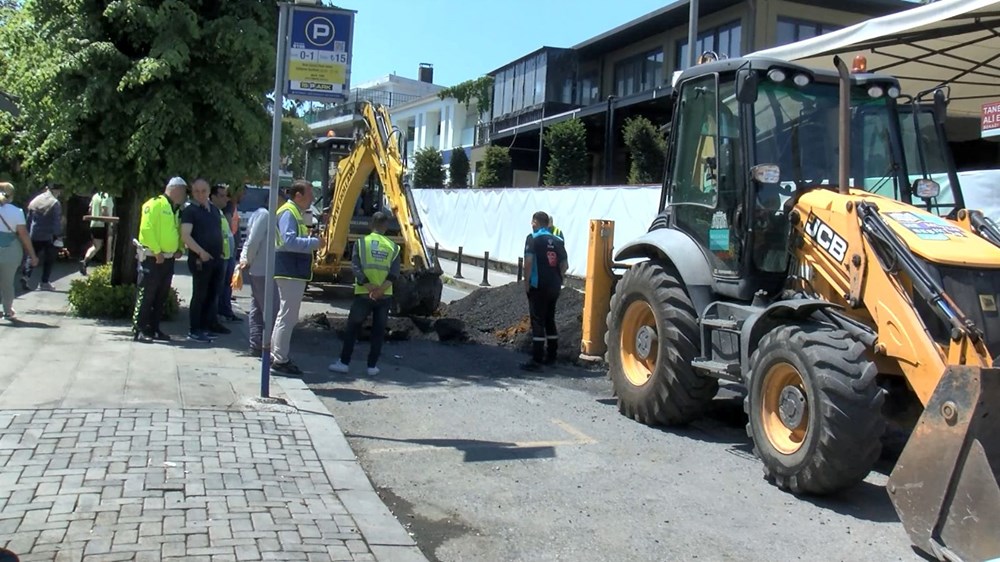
[111,188,141,286]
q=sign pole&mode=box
[261,1,291,398]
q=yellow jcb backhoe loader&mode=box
[307,101,443,315]
[581,55,1000,561]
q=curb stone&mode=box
[278,378,429,562]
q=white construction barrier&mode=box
[412,185,661,278]
[413,171,998,279]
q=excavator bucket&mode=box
[887,365,1000,562]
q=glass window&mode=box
[492,70,506,120]
[676,21,742,71]
[775,17,840,47]
[535,52,547,105]
[513,61,525,111]
[578,70,598,106]
[503,68,514,114]
[669,74,740,274]
[524,57,536,107]
[899,109,957,214]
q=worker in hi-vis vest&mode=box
[132,176,187,343]
[270,180,320,377]
[548,215,564,241]
[328,211,401,377]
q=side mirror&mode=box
[912,178,941,199]
[751,164,781,184]
[737,71,760,105]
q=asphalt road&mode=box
[288,288,920,562]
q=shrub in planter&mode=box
[68,264,180,320]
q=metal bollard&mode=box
[455,246,464,279]
[517,257,523,282]
[434,242,439,262]
[480,251,491,287]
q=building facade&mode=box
[389,94,482,186]
[478,0,915,186]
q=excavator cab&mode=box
[585,56,1000,561]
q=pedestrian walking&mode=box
[131,177,186,342]
[521,210,568,372]
[238,189,284,357]
[22,183,63,291]
[79,189,114,275]
[328,212,400,377]
[0,182,40,321]
[180,179,229,342]
[212,184,240,323]
[271,179,320,376]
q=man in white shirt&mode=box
[80,190,114,275]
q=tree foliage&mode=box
[0,0,277,283]
[543,119,589,186]
[412,146,445,188]
[438,76,493,118]
[477,145,511,188]
[448,147,469,188]
[281,116,313,178]
[622,116,668,185]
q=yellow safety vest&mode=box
[274,201,313,281]
[355,232,399,295]
[138,195,180,255]
[219,213,230,259]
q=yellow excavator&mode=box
[581,55,1000,561]
[306,101,442,315]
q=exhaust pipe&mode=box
[834,56,851,195]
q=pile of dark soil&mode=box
[298,312,471,344]
[442,282,585,362]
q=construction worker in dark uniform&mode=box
[131,177,187,342]
[521,210,568,371]
[328,212,401,377]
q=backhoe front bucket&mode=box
[887,366,1000,562]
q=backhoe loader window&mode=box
[899,109,957,215]
[670,74,741,275]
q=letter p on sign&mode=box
[306,17,334,47]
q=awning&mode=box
[748,0,1000,120]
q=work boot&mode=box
[545,339,559,365]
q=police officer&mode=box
[271,180,320,376]
[521,210,568,371]
[328,211,400,377]
[132,177,187,342]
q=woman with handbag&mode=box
[0,182,40,320]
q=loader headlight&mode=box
[768,69,787,83]
[793,73,811,87]
[867,85,884,98]
[887,85,900,99]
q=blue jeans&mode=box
[217,255,236,318]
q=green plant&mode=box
[448,147,470,188]
[477,145,511,188]
[438,76,494,117]
[413,146,446,188]
[68,264,180,321]
[543,119,589,186]
[623,115,668,184]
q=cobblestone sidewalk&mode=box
[0,409,373,562]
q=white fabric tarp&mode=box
[748,0,1000,120]
[958,170,1000,223]
[412,185,661,277]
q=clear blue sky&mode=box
[340,0,679,87]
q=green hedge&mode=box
[68,265,181,320]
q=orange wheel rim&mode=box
[761,362,809,455]
[620,300,658,386]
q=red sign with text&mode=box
[983,101,1000,139]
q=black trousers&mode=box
[24,240,57,283]
[528,286,560,363]
[340,296,391,368]
[132,257,175,335]
[188,257,222,333]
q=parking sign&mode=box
[284,5,356,102]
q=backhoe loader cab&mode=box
[594,55,1000,561]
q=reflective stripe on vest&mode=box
[274,201,313,281]
[220,214,231,259]
[355,232,399,295]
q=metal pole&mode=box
[603,96,615,185]
[261,1,290,398]
[834,56,850,194]
[517,257,523,282]
[537,106,545,186]
[688,0,700,69]
[455,246,464,279]
[480,251,490,287]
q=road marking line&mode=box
[551,419,597,444]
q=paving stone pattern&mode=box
[0,409,374,561]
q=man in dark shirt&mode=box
[522,211,568,372]
[180,178,229,342]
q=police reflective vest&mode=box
[138,195,180,256]
[355,232,399,296]
[274,201,313,281]
[219,213,231,260]
[551,225,564,241]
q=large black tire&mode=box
[746,324,885,495]
[605,261,718,425]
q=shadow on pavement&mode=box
[346,432,557,462]
[312,387,388,403]
[4,318,57,329]
[799,480,901,524]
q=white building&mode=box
[305,64,443,137]
[389,94,483,186]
